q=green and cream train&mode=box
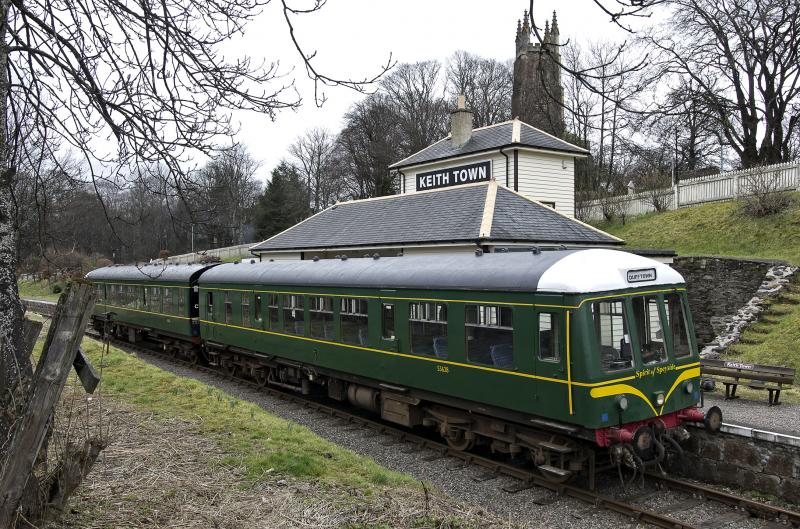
[87,248,722,484]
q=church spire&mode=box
[544,19,550,44]
[516,10,531,56]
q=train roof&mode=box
[198,249,684,294]
[86,263,217,282]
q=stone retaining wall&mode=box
[672,256,776,345]
[673,427,800,501]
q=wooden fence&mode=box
[580,160,800,221]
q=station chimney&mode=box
[450,94,474,148]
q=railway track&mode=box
[79,326,800,529]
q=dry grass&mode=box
[52,399,524,529]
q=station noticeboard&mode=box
[415,160,492,191]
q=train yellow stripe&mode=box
[96,303,190,320]
[659,367,701,415]
[198,286,686,309]
[589,384,659,416]
[199,318,699,389]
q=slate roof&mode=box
[389,120,588,170]
[249,182,621,253]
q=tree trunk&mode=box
[0,0,29,461]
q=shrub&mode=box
[741,170,794,218]
[52,283,63,294]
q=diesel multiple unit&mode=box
[86,249,721,485]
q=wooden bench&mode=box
[701,359,795,406]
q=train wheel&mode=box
[444,427,474,451]
[254,370,269,387]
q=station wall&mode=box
[399,149,575,218]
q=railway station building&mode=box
[248,97,655,262]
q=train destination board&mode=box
[416,160,492,191]
[626,268,657,283]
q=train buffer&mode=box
[701,358,795,406]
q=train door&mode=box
[533,309,567,412]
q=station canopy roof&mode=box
[389,119,589,170]
[249,181,622,255]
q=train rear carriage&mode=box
[86,263,215,346]
[198,249,715,482]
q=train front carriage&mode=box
[193,249,719,484]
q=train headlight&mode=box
[616,395,628,411]
[686,381,694,394]
[655,393,665,407]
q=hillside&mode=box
[595,196,800,402]
[594,193,800,265]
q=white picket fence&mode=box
[580,160,800,221]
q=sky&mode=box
[227,1,642,181]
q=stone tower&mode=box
[512,11,565,138]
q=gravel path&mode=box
[701,391,800,437]
[129,351,777,529]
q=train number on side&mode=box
[436,365,449,374]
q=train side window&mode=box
[152,287,161,312]
[665,293,692,358]
[242,293,250,327]
[164,288,172,315]
[206,292,214,320]
[632,296,667,365]
[592,300,633,372]
[268,294,280,330]
[178,288,185,315]
[254,294,263,324]
[382,304,395,340]
[310,296,334,339]
[224,291,232,323]
[465,305,514,368]
[283,294,305,335]
[538,313,560,362]
[129,286,136,308]
[341,298,369,345]
[409,301,447,358]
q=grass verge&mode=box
[81,337,414,490]
[595,193,800,265]
[18,279,62,302]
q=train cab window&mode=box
[341,298,369,345]
[224,291,232,323]
[254,294,263,324]
[632,295,667,365]
[666,293,692,358]
[268,294,280,330]
[592,300,633,372]
[310,296,334,339]
[465,305,514,368]
[206,292,214,320]
[242,294,250,327]
[538,313,560,362]
[409,302,448,358]
[283,294,305,335]
[382,304,395,340]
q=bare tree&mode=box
[0,0,390,522]
[642,0,800,168]
[192,145,262,247]
[289,128,342,213]
[380,61,450,155]
[445,51,512,128]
